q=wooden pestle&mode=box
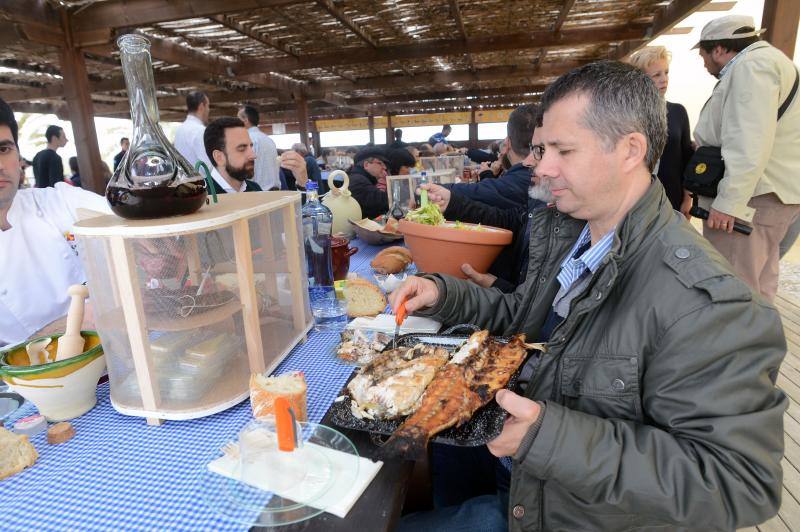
[55,284,90,361]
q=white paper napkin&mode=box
[347,313,441,334]
[207,441,383,519]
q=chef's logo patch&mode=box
[64,231,79,256]
[695,163,707,174]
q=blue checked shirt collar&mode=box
[718,41,758,79]
[556,224,615,292]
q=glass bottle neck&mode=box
[118,40,160,129]
[307,189,319,202]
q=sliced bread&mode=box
[250,371,308,422]
[344,278,387,317]
[0,427,38,480]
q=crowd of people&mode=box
[1,12,800,531]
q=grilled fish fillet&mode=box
[348,345,450,420]
[380,331,529,459]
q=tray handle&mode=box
[370,432,391,447]
[441,323,480,335]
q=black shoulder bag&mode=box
[684,66,799,198]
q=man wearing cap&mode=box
[347,147,390,218]
[693,14,800,301]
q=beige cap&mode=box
[692,14,765,49]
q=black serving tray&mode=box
[329,327,534,448]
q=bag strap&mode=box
[778,67,799,121]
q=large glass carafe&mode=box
[106,34,207,219]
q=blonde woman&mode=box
[628,46,694,218]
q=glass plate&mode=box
[197,421,359,527]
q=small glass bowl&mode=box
[372,272,408,293]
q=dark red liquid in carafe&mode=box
[106,180,207,219]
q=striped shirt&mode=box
[553,224,615,317]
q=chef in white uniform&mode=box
[0,98,110,347]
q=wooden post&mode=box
[368,114,375,145]
[232,219,266,374]
[281,200,309,334]
[762,0,800,59]
[109,237,162,426]
[59,11,105,194]
[468,109,478,149]
[386,113,394,146]
[296,97,310,149]
[311,128,322,158]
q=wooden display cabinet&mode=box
[73,192,313,425]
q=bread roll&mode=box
[0,427,37,480]
[344,278,387,317]
[371,246,412,274]
[47,422,76,445]
[250,371,308,422]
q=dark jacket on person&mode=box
[466,148,498,165]
[657,101,694,210]
[444,192,546,292]
[305,154,322,188]
[347,164,388,219]
[446,162,530,210]
[416,180,786,531]
[209,179,262,194]
[113,150,127,171]
[32,148,63,188]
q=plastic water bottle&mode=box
[414,171,428,207]
[301,181,347,331]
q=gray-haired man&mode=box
[393,61,785,531]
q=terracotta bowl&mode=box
[0,331,106,421]
[398,220,513,279]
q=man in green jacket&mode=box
[392,61,786,531]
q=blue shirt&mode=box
[556,224,615,291]
[429,132,448,145]
[552,224,615,319]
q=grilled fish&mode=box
[347,344,450,420]
[380,331,529,459]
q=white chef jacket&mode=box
[0,183,111,347]
[174,114,213,173]
[247,126,281,191]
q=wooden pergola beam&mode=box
[554,0,578,33]
[347,85,547,107]
[315,0,378,48]
[91,69,211,94]
[0,0,60,28]
[120,31,306,96]
[447,0,474,71]
[134,31,235,78]
[613,0,713,60]
[210,14,298,57]
[762,0,800,59]
[698,2,736,12]
[71,0,307,32]
[311,60,585,94]
[238,24,645,74]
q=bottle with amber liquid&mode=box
[106,34,207,219]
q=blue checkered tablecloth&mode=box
[0,239,390,531]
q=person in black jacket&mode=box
[628,46,694,216]
[420,127,550,293]
[445,104,538,210]
[32,125,67,188]
[347,146,390,219]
